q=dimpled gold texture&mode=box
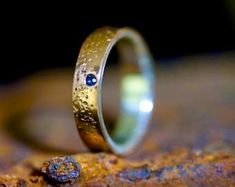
[73,27,155,155]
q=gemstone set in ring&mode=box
[86,74,97,87]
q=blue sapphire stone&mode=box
[86,74,97,86]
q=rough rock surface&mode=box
[0,54,235,186]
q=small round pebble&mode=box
[41,156,81,184]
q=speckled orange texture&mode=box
[0,54,235,186]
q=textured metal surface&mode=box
[73,27,116,127]
[73,28,119,152]
[0,54,234,186]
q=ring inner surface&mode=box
[102,38,152,146]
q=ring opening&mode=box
[102,37,152,146]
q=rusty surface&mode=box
[41,156,81,185]
[0,54,235,186]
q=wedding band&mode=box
[73,27,155,155]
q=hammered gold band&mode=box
[73,27,155,155]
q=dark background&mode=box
[1,1,235,84]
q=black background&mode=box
[1,1,235,84]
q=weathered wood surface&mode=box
[0,54,235,186]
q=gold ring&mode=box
[73,27,155,155]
